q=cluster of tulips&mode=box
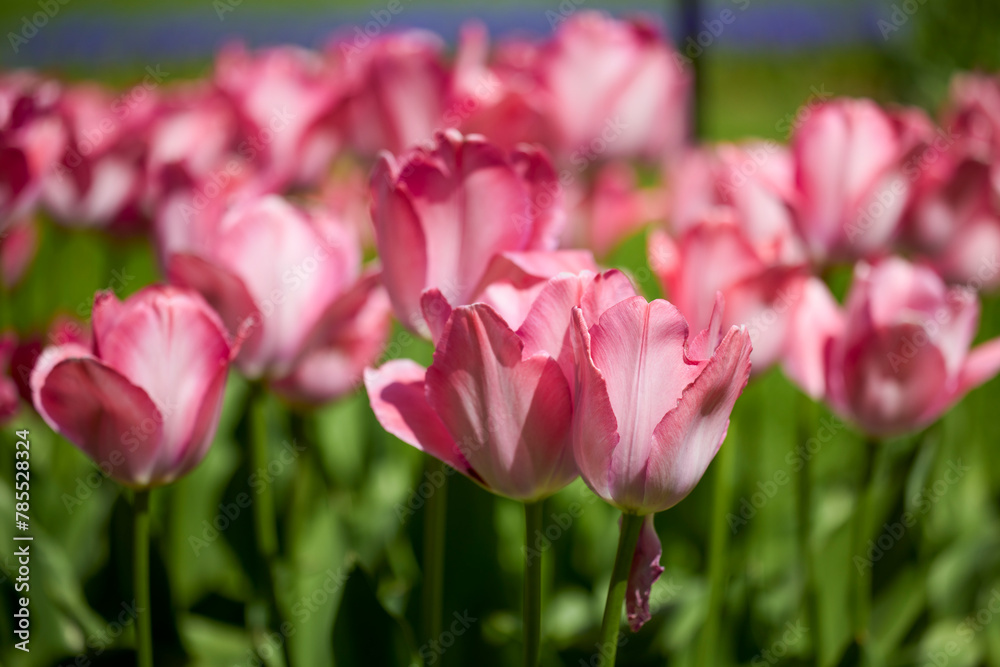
[3,9,1000,667]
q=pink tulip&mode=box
[785,257,1000,436]
[0,72,66,232]
[791,99,930,263]
[669,143,806,266]
[30,287,236,487]
[0,333,19,423]
[43,83,155,232]
[1,217,38,288]
[167,194,391,404]
[331,31,449,157]
[537,12,690,162]
[214,44,343,187]
[650,219,806,372]
[365,269,635,501]
[370,130,570,336]
[900,97,1000,290]
[942,72,1000,164]
[572,293,751,625]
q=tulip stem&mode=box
[797,395,821,662]
[597,512,645,667]
[249,385,291,667]
[523,500,544,667]
[851,438,878,661]
[132,488,153,667]
[422,457,448,645]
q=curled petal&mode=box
[626,514,664,632]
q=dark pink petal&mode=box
[420,288,453,347]
[626,514,664,632]
[31,345,164,486]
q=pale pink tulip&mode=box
[791,99,931,262]
[331,31,449,157]
[370,130,570,336]
[537,12,690,162]
[785,257,1000,436]
[30,287,237,487]
[167,195,391,404]
[572,293,751,625]
[365,269,634,501]
[214,44,342,187]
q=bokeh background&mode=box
[3,1,1000,666]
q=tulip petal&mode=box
[643,325,752,512]
[571,307,621,501]
[510,145,565,249]
[588,297,703,510]
[626,514,664,632]
[783,277,843,398]
[364,359,475,477]
[426,304,574,500]
[420,288,453,346]
[31,344,164,486]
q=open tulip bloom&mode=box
[30,286,238,667]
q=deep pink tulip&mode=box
[331,31,449,157]
[214,44,342,187]
[537,12,690,162]
[785,257,1000,436]
[43,83,155,232]
[572,293,751,626]
[0,72,66,232]
[30,287,236,487]
[370,130,570,336]
[650,219,806,372]
[0,333,18,423]
[365,269,635,501]
[901,118,1000,290]
[167,194,391,404]
[791,99,930,263]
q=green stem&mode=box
[523,500,544,667]
[422,457,448,645]
[851,438,878,660]
[133,489,153,667]
[248,385,290,667]
[697,429,737,665]
[797,396,821,662]
[597,512,645,667]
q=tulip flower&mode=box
[31,287,235,487]
[941,72,1000,164]
[0,333,18,423]
[0,71,66,232]
[537,11,690,162]
[214,44,342,187]
[370,129,575,337]
[331,31,449,157]
[651,216,807,373]
[366,268,635,664]
[31,286,236,667]
[42,83,157,233]
[167,194,391,405]
[573,293,751,657]
[785,257,1000,437]
[1,217,38,288]
[791,98,931,263]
